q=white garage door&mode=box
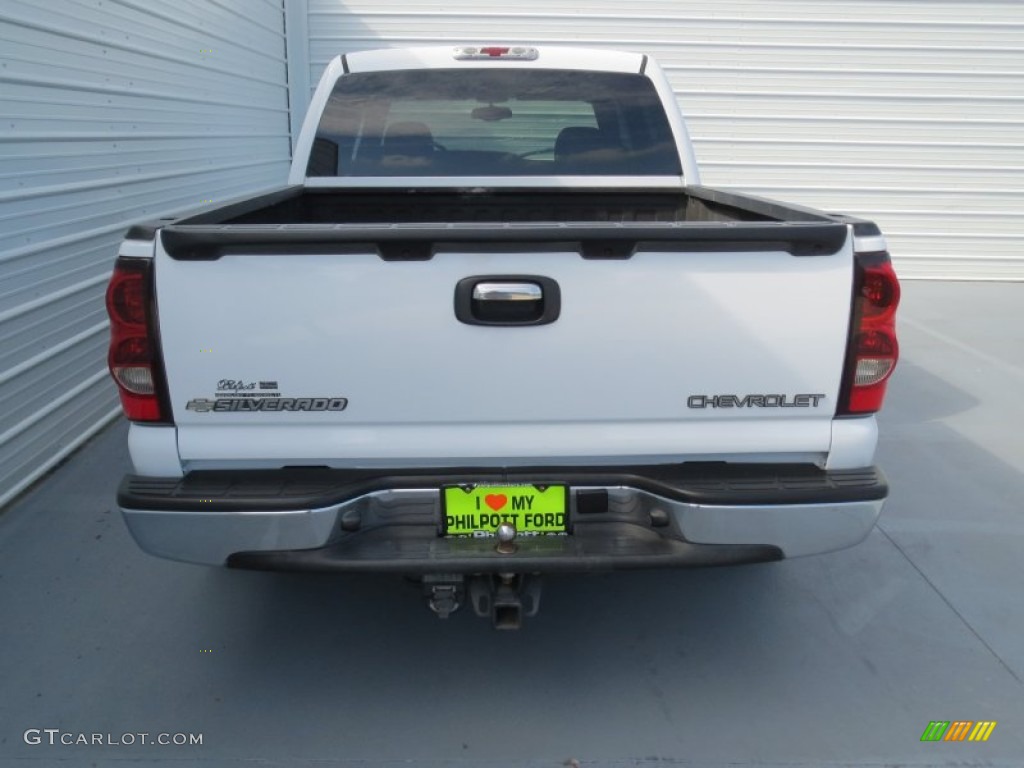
[0,1,292,506]
[302,0,1024,280]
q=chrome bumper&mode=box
[122,486,883,567]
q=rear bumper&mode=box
[118,464,886,571]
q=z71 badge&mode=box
[186,397,348,413]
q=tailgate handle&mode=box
[472,282,542,302]
[455,276,560,326]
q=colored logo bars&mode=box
[920,721,997,742]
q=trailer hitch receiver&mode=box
[469,573,542,630]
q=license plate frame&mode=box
[441,484,568,538]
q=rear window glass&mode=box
[307,68,682,177]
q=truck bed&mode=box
[139,187,858,263]
[171,186,829,227]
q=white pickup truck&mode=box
[107,45,900,627]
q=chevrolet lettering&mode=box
[687,394,827,409]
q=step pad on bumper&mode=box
[227,523,783,574]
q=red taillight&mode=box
[838,252,900,415]
[106,257,166,422]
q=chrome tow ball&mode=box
[495,521,517,554]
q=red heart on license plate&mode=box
[485,494,508,511]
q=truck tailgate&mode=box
[154,226,853,466]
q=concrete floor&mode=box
[0,281,1022,768]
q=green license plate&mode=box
[442,484,568,537]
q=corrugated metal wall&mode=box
[303,0,1024,280]
[1,1,1019,506]
[0,0,292,507]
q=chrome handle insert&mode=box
[472,282,542,302]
